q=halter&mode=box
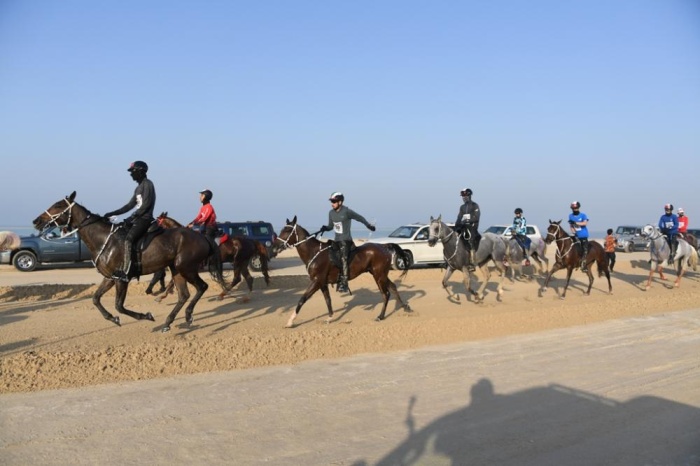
[431,221,460,264]
[42,198,78,237]
[278,223,331,272]
[546,223,576,260]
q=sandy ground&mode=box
[1,246,699,394]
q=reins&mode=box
[546,224,577,261]
[279,223,332,271]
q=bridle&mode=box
[278,223,331,271]
[546,223,576,259]
[430,221,460,264]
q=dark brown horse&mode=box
[541,220,612,298]
[144,211,179,297]
[151,212,271,301]
[32,192,225,332]
[273,216,411,327]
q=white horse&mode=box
[503,235,549,280]
[641,224,698,290]
[427,215,508,303]
[0,231,20,251]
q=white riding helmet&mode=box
[678,207,685,214]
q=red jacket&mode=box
[678,215,688,233]
[192,203,217,226]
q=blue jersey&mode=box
[568,212,589,239]
[658,213,679,235]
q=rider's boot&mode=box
[112,240,132,282]
[337,242,350,293]
[580,242,589,272]
[468,247,476,272]
[523,247,531,266]
[668,240,677,265]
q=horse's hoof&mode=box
[145,289,152,295]
[154,297,163,303]
[162,326,171,333]
[375,317,384,322]
[111,316,121,327]
[145,312,155,322]
[404,305,412,312]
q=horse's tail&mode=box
[384,243,410,278]
[207,244,226,288]
[253,240,271,285]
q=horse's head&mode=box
[544,220,564,244]
[428,215,449,247]
[641,224,656,238]
[274,215,307,252]
[33,191,79,232]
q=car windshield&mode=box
[389,226,420,239]
[616,227,638,235]
[485,226,507,235]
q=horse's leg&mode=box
[674,261,685,288]
[145,269,164,295]
[541,262,564,293]
[162,274,191,333]
[239,266,255,303]
[218,267,242,300]
[113,280,156,322]
[461,266,479,301]
[286,280,323,328]
[372,273,392,321]
[319,284,334,323]
[92,278,120,326]
[441,267,460,301]
[560,266,574,299]
[183,273,209,326]
[154,277,176,303]
[475,264,490,302]
[583,266,594,295]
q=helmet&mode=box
[664,203,673,211]
[570,201,580,209]
[127,160,148,173]
[514,208,523,215]
[199,189,213,202]
[329,192,344,202]
[678,207,685,214]
[460,188,473,197]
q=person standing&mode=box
[454,188,480,272]
[104,161,156,282]
[320,192,375,293]
[604,228,618,272]
[187,189,217,244]
[568,201,589,272]
[511,207,531,266]
[658,203,679,264]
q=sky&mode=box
[1,0,699,236]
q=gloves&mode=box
[568,220,576,225]
[368,225,376,232]
[319,225,329,233]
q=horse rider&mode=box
[512,207,531,266]
[319,192,375,293]
[104,160,156,282]
[187,189,217,245]
[454,188,480,272]
[677,207,688,237]
[658,203,679,264]
[568,201,589,272]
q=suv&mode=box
[216,221,277,271]
[0,226,91,271]
[484,225,542,242]
[614,225,648,252]
[368,223,452,269]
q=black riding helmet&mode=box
[329,192,344,202]
[460,188,472,197]
[200,189,213,202]
[128,161,148,173]
[514,208,523,215]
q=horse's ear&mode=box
[438,214,442,222]
[430,216,434,222]
[291,215,297,224]
[68,191,76,202]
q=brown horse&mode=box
[32,192,226,332]
[151,212,271,301]
[144,211,179,297]
[541,220,612,298]
[273,216,411,328]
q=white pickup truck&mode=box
[484,224,543,242]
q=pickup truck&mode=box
[0,226,92,271]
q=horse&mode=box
[503,235,549,280]
[679,232,698,252]
[32,192,226,332]
[149,212,272,302]
[427,215,508,303]
[641,224,698,290]
[273,216,411,328]
[0,231,20,251]
[541,220,612,298]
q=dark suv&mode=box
[216,221,278,271]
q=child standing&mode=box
[604,228,618,272]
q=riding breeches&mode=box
[124,218,151,270]
[338,241,352,286]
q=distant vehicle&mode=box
[216,221,278,271]
[686,228,700,238]
[614,225,648,253]
[368,223,453,269]
[483,225,542,243]
[0,226,91,271]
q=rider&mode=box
[511,207,531,266]
[568,201,589,272]
[187,189,217,244]
[319,192,376,293]
[104,161,156,282]
[454,188,480,272]
[658,203,679,264]
[677,207,688,237]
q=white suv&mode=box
[484,225,542,242]
[368,223,452,269]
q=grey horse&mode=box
[428,215,508,303]
[642,224,698,290]
[503,235,549,279]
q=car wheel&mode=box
[626,242,635,253]
[250,255,263,272]
[13,250,38,272]
[393,250,413,270]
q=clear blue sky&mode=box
[1,0,698,235]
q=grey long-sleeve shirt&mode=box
[324,205,372,242]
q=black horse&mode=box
[33,192,225,332]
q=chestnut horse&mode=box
[150,212,271,301]
[274,216,411,328]
[33,192,225,332]
[541,220,612,298]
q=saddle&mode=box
[329,241,358,270]
[129,222,166,278]
[459,230,481,251]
